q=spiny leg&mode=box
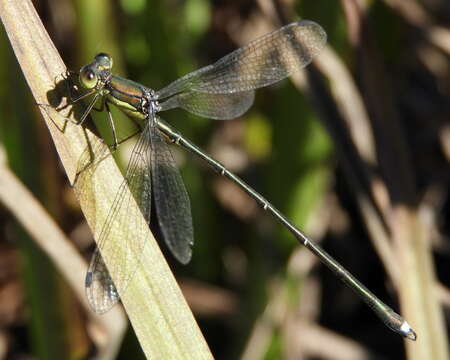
[74,125,142,185]
[104,102,119,150]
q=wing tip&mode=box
[296,20,328,48]
[174,247,193,265]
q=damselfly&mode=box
[68,20,415,340]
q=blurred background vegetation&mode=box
[0,0,449,359]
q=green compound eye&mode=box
[79,66,98,89]
[95,53,113,70]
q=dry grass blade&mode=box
[348,3,449,358]
[256,0,448,355]
[0,149,126,360]
[0,1,212,358]
[382,0,450,55]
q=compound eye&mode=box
[79,66,98,89]
[95,53,113,70]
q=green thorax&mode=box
[106,75,149,120]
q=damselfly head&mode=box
[78,53,113,90]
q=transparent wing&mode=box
[156,20,326,99]
[151,118,193,264]
[82,125,153,313]
[74,135,120,250]
[75,135,111,190]
[85,249,118,313]
[73,135,121,313]
[158,90,255,120]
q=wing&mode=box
[158,90,255,120]
[85,249,118,313]
[150,118,193,264]
[156,20,326,99]
[82,125,153,313]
